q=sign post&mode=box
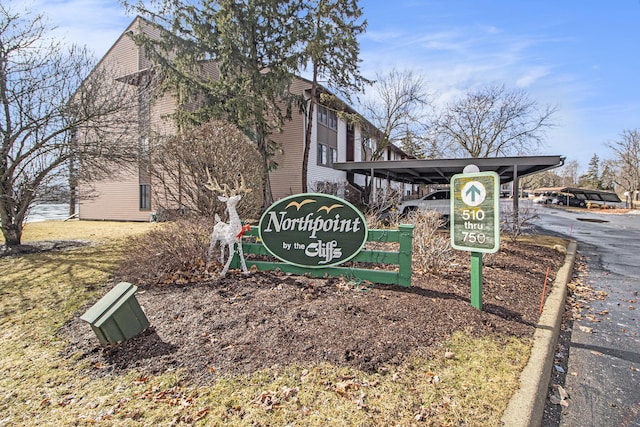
[450,171,500,310]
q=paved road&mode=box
[534,205,640,427]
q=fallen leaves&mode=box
[329,374,382,410]
[586,314,601,323]
[549,384,569,407]
[335,379,359,396]
[252,386,299,411]
[147,386,193,406]
[565,259,610,324]
[426,371,441,385]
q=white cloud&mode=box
[516,66,551,88]
[9,0,132,57]
[362,30,404,43]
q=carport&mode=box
[532,186,622,205]
[332,155,566,212]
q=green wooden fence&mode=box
[230,224,414,287]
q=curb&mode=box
[501,240,578,427]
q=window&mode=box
[318,144,327,165]
[361,137,373,161]
[317,144,338,167]
[424,190,449,200]
[317,105,337,166]
[318,105,337,130]
[140,184,151,210]
[330,147,337,166]
[329,111,337,130]
[319,106,327,126]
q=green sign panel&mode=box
[259,193,368,268]
[450,171,500,253]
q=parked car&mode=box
[397,189,450,216]
[532,191,557,204]
[551,194,586,207]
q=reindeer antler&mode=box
[204,168,252,197]
[234,174,252,195]
[204,168,230,197]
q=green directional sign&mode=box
[450,171,500,253]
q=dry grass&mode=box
[5,219,157,244]
[516,233,569,249]
[0,220,539,426]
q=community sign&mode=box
[259,193,368,268]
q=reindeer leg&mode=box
[205,235,217,272]
[220,242,234,277]
[237,239,249,274]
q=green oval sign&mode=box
[259,193,368,268]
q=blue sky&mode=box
[13,0,640,173]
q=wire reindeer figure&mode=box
[204,169,252,277]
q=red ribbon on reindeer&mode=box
[236,224,251,239]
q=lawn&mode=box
[0,220,565,426]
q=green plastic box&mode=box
[80,282,149,345]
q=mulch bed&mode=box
[60,240,564,385]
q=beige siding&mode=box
[136,20,162,70]
[78,17,154,222]
[79,169,151,221]
[269,79,308,199]
[150,91,177,136]
[78,17,182,221]
[97,20,142,79]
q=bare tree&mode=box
[360,68,431,160]
[432,84,556,158]
[0,6,138,248]
[150,120,264,221]
[559,160,579,187]
[519,169,562,191]
[608,129,640,207]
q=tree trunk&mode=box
[69,185,77,216]
[2,222,23,248]
[0,189,25,248]
[263,160,273,208]
[302,67,318,194]
[257,133,273,208]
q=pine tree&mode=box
[585,154,601,189]
[297,0,368,192]
[124,0,303,207]
[400,129,426,159]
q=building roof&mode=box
[533,186,622,202]
[333,155,565,185]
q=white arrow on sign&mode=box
[461,181,486,206]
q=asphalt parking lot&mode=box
[534,204,640,427]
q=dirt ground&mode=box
[59,240,565,385]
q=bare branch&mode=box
[433,84,557,158]
[0,6,138,247]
